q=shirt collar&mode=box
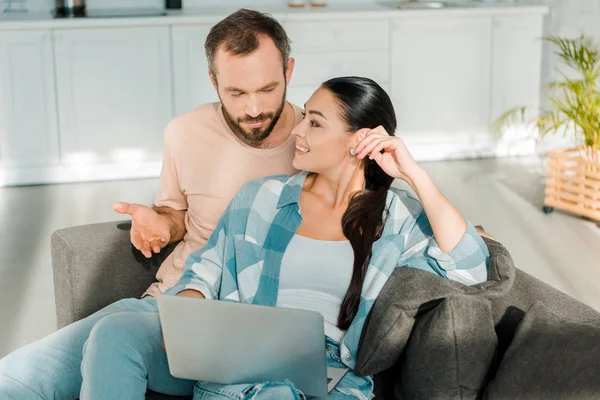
[277,171,310,209]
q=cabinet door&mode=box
[0,30,59,167]
[172,25,218,116]
[54,26,172,165]
[490,16,543,122]
[390,18,492,139]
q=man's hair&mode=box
[205,9,291,74]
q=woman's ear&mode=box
[349,128,371,152]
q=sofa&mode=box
[51,221,600,399]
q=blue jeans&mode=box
[0,297,195,400]
[193,338,373,400]
[0,298,372,400]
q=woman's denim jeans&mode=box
[193,337,373,400]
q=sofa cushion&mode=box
[484,302,600,400]
[355,237,515,377]
[396,294,497,400]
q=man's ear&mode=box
[285,58,295,86]
[209,70,218,92]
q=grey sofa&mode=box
[51,221,600,399]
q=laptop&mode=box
[158,295,349,399]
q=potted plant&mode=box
[495,34,600,222]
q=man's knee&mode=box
[98,296,157,315]
[84,311,162,358]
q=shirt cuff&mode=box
[426,223,489,271]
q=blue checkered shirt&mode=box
[166,171,490,370]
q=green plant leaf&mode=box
[497,33,600,151]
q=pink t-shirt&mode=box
[144,102,302,297]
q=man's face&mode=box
[210,35,295,145]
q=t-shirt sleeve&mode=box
[154,123,187,211]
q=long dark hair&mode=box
[321,77,397,330]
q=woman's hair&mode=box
[321,76,397,331]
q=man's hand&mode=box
[113,202,171,258]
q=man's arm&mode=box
[153,206,187,244]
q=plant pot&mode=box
[543,146,600,222]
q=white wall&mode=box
[525,0,600,89]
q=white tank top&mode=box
[277,234,355,342]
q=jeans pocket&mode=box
[193,381,253,400]
[241,380,305,400]
[193,380,305,400]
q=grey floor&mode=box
[1,157,599,358]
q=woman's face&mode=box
[292,87,356,173]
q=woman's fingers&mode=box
[354,134,380,155]
[367,138,397,159]
[359,137,397,159]
[357,137,387,159]
[354,126,388,153]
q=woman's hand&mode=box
[353,126,423,186]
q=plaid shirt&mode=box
[166,171,490,370]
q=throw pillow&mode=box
[396,294,497,400]
[484,302,600,399]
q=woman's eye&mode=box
[310,120,320,128]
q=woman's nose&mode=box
[292,121,305,137]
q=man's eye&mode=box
[231,93,243,97]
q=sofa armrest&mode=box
[51,220,177,329]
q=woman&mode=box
[167,76,490,400]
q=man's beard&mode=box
[220,88,287,147]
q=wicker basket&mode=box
[543,147,600,222]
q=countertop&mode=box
[0,1,549,30]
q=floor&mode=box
[1,156,599,358]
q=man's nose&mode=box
[245,96,263,118]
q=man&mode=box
[0,9,303,399]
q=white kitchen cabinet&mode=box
[286,19,391,108]
[490,15,544,122]
[284,20,390,53]
[390,18,493,145]
[290,51,390,86]
[171,24,218,115]
[0,30,59,167]
[53,26,172,165]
